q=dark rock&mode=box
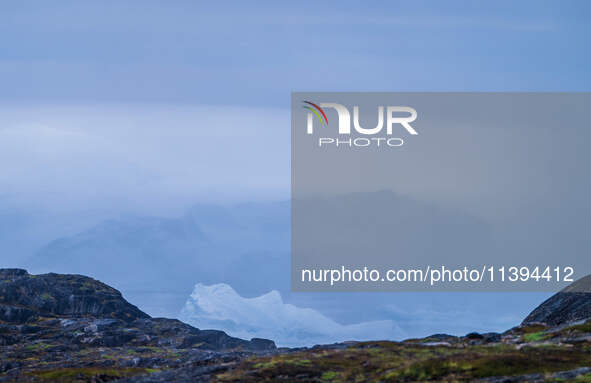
[481,332,501,343]
[417,333,459,344]
[522,275,591,326]
[0,304,37,323]
[249,337,277,350]
[0,269,28,279]
[426,333,457,341]
[0,269,149,322]
[463,332,501,344]
[465,332,484,339]
[0,269,276,353]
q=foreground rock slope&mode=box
[3,269,591,382]
[0,269,275,382]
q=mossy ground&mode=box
[214,341,591,382]
[5,319,591,382]
[0,345,177,383]
[524,319,591,342]
[28,367,155,383]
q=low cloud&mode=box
[0,104,290,214]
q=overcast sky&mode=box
[1,1,589,108]
[1,0,589,212]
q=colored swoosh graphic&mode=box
[303,106,324,125]
[302,101,328,125]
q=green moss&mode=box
[145,368,161,373]
[252,362,273,369]
[40,293,54,301]
[523,331,548,342]
[293,359,312,367]
[516,324,549,334]
[576,373,591,382]
[321,370,339,381]
[25,342,51,351]
[253,357,311,370]
[569,321,591,334]
[551,373,591,382]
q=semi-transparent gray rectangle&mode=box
[292,92,591,292]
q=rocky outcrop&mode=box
[0,269,275,353]
[522,275,591,326]
[0,268,149,322]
